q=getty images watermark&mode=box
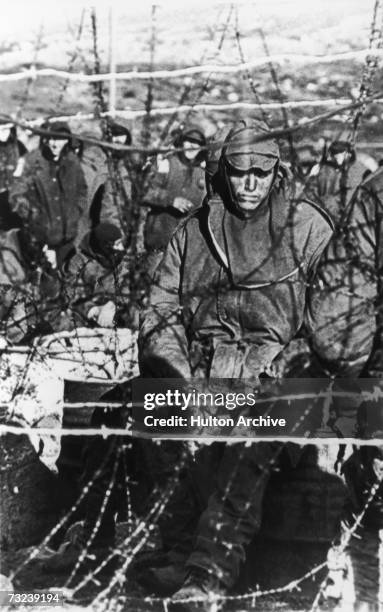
[131,378,383,439]
[142,387,286,430]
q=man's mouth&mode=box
[238,194,260,202]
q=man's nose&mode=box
[245,172,257,191]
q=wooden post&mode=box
[109,3,117,117]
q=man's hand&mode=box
[43,245,57,269]
[172,197,194,214]
[88,301,116,328]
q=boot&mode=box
[137,562,187,597]
[42,523,115,574]
[171,567,226,611]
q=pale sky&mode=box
[1,0,366,41]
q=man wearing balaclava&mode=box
[138,119,334,604]
[9,121,88,265]
[64,221,130,328]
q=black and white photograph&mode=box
[1,0,383,610]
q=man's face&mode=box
[228,166,274,215]
[112,134,128,146]
[48,138,67,160]
[182,139,199,161]
[0,127,11,143]
[112,238,125,252]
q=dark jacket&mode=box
[143,155,206,251]
[303,159,367,224]
[9,147,87,248]
[101,157,132,233]
[76,139,109,244]
[309,166,383,377]
[139,186,334,379]
[65,232,130,325]
[0,137,27,193]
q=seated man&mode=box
[138,118,334,606]
[64,222,131,329]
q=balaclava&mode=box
[90,222,123,266]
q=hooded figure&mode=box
[0,120,27,231]
[9,120,88,254]
[138,118,334,603]
[65,222,130,328]
[143,123,207,264]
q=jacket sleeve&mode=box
[73,163,90,248]
[138,227,192,378]
[306,191,376,377]
[142,160,171,209]
[100,159,131,231]
[8,153,35,220]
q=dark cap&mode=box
[108,119,132,145]
[181,128,205,146]
[223,120,279,172]
[172,123,206,147]
[41,121,72,140]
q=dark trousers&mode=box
[159,441,279,588]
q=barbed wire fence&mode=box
[1,1,383,610]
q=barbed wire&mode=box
[0,97,379,133]
[157,3,233,144]
[309,474,383,610]
[1,48,383,83]
[2,91,383,157]
[1,5,383,609]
